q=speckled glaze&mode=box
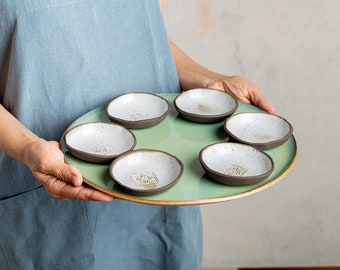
[224,112,293,149]
[174,88,238,123]
[199,142,274,186]
[64,122,136,163]
[110,149,184,195]
[61,94,297,205]
[105,92,170,129]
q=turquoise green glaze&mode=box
[62,93,297,205]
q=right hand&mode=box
[23,139,114,202]
[205,75,276,114]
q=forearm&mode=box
[170,40,224,91]
[0,104,41,163]
[169,41,275,113]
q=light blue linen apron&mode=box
[0,1,202,269]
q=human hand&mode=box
[205,75,276,114]
[23,139,114,202]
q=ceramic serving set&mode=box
[64,89,293,194]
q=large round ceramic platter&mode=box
[199,143,274,186]
[224,112,293,149]
[105,92,170,128]
[64,122,136,163]
[110,149,184,196]
[60,93,298,205]
[174,88,238,123]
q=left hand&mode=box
[205,75,276,114]
[23,139,114,202]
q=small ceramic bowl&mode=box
[174,88,238,123]
[224,112,293,149]
[64,122,136,163]
[199,142,274,186]
[109,149,184,195]
[105,92,170,129]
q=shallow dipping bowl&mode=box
[224,112,293,149]
[174,88,238,123]
[105,93,170,129]
[199,142,274,186]
[64,122,136,163]
[109,149,184,195]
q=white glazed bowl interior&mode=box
[224,113,293,148]
[200,143,274,185]
[110,150,183,194]
[64,122,136,162]
[106,93,169,126]
[174,88,237,121]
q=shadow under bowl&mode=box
[64,122,136,163]
[109,149,184,195]
[199,142,274,186]
[174,88,238,123]
[224,112,293,149]
[105,92,170,129]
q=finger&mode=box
[253,94,276,114]
[64,165,83,186]
[50,162,83,186]
[248,87,276,114]
[58,184,114,202]
[45,178,114,202]
[258,99,276,114]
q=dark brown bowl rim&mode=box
[64,122,136,163]
[105,92,170,129]
[174,89,238,122]
[224,112,294,149]
[109,149,184,195]
[199,142,275,184]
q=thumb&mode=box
[257,98,276,114]
[250,91,276,114]
[54,163,83,186]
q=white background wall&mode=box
[164,0,340,267]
